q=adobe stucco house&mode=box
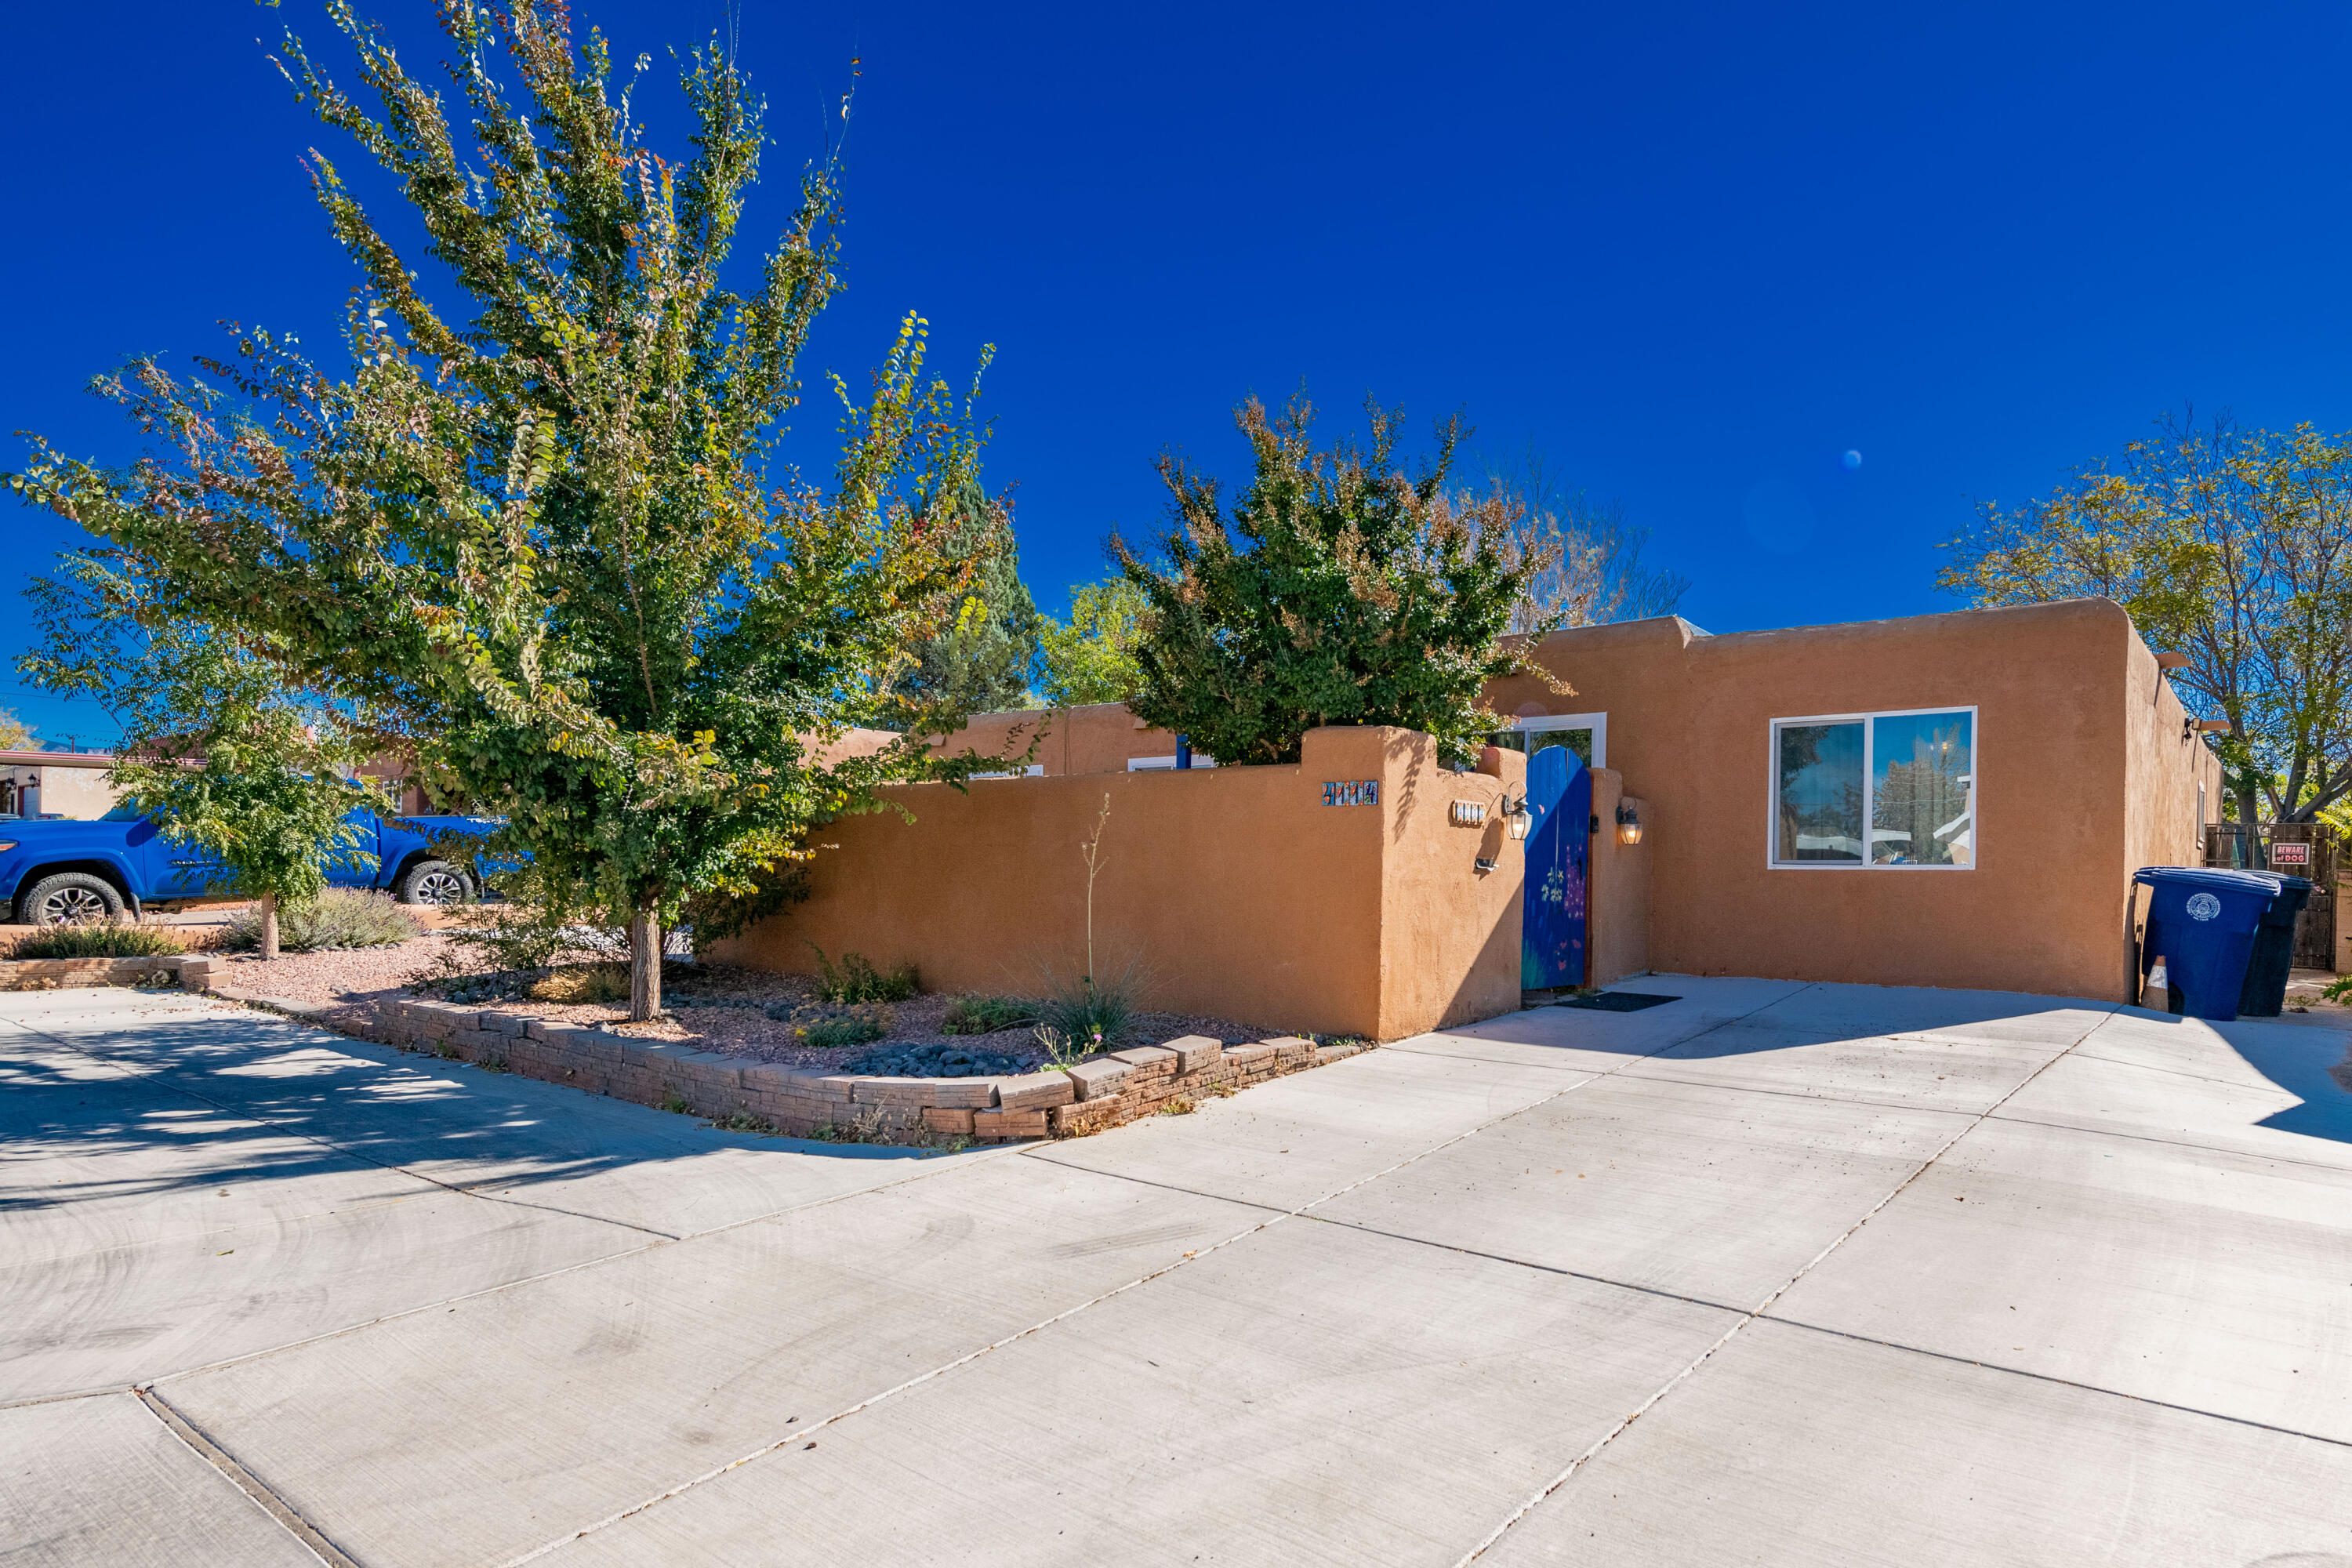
[717,598,2221,1032]
[0,750,122,820]
[1487,597,2218,1003]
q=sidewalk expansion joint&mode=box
[1444,1004,2119,1566]
[136,1385,365,1568]
[495,986,1806,1566]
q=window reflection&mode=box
[1776,722,1864,862]
[1871,712,1973,865]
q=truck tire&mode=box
[19,872,126,925]
[396,860,474,906]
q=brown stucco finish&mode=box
[712,726,1525,1040]
[1586,769,1653,987]
[936,702,1189,777]
[1486,598,2219,1003]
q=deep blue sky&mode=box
[6,1,2351,744]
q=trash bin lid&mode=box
[2133,866,2285,893]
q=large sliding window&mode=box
[1770,708,1975,869]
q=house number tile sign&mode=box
[1323,780,1381,807]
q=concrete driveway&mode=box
[5,978,2350,1566]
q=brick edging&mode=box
[367,998,1366,1144]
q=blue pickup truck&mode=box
[0,806,499,924]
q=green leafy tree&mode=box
[1112,396,1565,765]
[0,710,31,750]
[1940,413,2352,845]
[7,2,1002,1016]
[20,556,379,956]
[1036,577,1149,706]
[893,478,1040,715]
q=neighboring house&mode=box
[0,750,123,821]
[920,597,2221,1005]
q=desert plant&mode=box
[9,923,186,960]
[809,946,919,1004]
[528,964,633,1004]
[441,894,595,978]
[801,1014,887,1049]
[220,889,421,954]
[1035,960,1140,1053]
[942,995,1039,1036]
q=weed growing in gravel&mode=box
[941,995,1038,1036]
[659,1093,692,1114]
[709,1111,778,1135]
[800,1014,887,1049]
[809,946,918,1004]
[1032,1026,1087,1072]
[10,924,185,960]
[1159,1096,1198,1116]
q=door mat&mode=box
[1552,991,1682,1013]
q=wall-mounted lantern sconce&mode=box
[1616,802,1644,845]
[1496,793,1534,840]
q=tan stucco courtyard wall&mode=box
[1486,598,2216,1004]
[712,726,1525,1040]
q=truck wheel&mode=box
[20,873,126,925]
[396,860,474,906]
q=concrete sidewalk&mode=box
[3,978,2349,1565]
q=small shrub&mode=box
[1036,967,1139,1053]
[529,964,633,1004]
[9,924,186,960]
[801,1014,887,1049]
[659,1093,692,1115]
[2322,975,2352,1005]
[221,889,421,954]
[710,1111,778,1135]
[942,996,1039,1036]
[809,945,918,1004]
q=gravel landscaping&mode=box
[179,929,1294,1073]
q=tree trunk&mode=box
[259,893,280,962]
[628,906,662,1022]
[2237,786,2264,869]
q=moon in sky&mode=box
[1841,449,1864,470]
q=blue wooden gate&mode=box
[1521,744,1592,989]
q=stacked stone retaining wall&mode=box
[373,998,1364,1142]
[0,953,220,991]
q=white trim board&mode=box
[1501,712,1606,770]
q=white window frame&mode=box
[1767,706,1978,872]
[1500,711,1606,770]
[1126,754,1218,771]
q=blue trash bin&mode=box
[2134,867,2280,1021]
